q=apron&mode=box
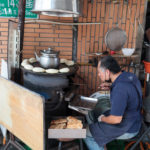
[89,81,142,147]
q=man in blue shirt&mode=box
[84,56,142,150]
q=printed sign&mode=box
[0,0,38,18]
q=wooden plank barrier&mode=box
[0,76,45,150]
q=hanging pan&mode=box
[105,27,127,51]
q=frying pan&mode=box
[105,27,127,51]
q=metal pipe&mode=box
[72,18,78,62]
[18,0,26,64]
[15,0,26,83]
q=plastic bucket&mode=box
[143,61,150,73]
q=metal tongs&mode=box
[80,96,98,103]
[68,96,98,115]
[68,105,89,115]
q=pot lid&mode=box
[40,48,59,57]
[32,0,81,17]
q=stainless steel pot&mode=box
[32,0,82,17]
[35,48,60,69]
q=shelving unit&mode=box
[88,53,139,59]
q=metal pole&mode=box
[72,18,78,62]
[18,0,26,66]
[15,0,26,83]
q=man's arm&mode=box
[98,115,122,124]
[100,83,127,124]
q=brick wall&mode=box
[0,0,147,96]
[76,0,147,95]
[23,16,74,59]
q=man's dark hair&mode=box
[100,55,121,74]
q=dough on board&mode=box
[32,67,45,73]
[65,60,74,66]
[24,64,33,70]
[21,62,27,67]
[22,59,29,64]
[21,59,29,67]
[45,69,59,74]
[60,58,67,63]
[29,57,37,63]
[59,68,70,73]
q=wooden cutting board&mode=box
[0,76,44,150]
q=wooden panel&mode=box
[0,76,44,150]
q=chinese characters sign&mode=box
[0,0,38,18]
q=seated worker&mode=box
[84,56,142,150]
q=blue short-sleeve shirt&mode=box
[110,71,142,132]
[89,71,142,147]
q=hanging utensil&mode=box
[105,27,127,51]
[68,105,88,115]
[105,3,127,51]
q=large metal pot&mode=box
[32,0,82,17]
[35,48,60,69]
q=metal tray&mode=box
[68,105,89,115]
[80,95,98,103]
[48,116,86,139]
[68,96,97,115]
[69,95,97,110]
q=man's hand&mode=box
[98,82,112,90]
[98,115,105,122]
[98,115,123,124]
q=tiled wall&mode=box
[0,0,147,96]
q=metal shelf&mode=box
[88,54,139,58]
